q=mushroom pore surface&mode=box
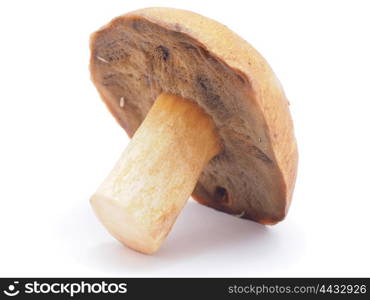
[90,12,295,224]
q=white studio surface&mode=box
[0,0,369,277]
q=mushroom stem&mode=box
[90,93,220,254]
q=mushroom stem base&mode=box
[90,93,220,254]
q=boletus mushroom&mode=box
[89,7,298,254]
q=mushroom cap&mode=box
[90,7,298,224]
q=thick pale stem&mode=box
[91,93,220,254]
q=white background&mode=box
[0,0,369,277]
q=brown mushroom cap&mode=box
[90,7,298,225]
